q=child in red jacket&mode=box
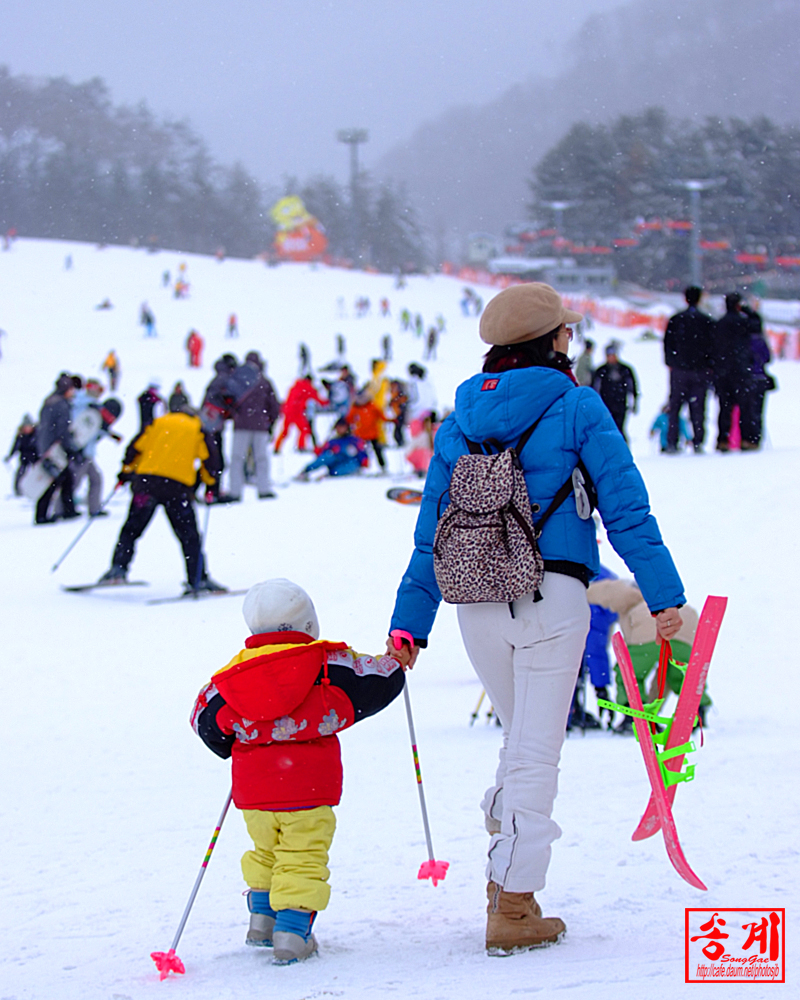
[191,579,407,964]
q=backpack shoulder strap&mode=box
[534,458,596,534]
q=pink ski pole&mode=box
[151,789,233,980]
[391,630,449,886]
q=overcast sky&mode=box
[0,0,626,184]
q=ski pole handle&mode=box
[390,629,414,651]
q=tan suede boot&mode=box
[485,880,566,954]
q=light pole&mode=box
[540,200,579,257]
[673,179,724,286]
[337,128,369,263]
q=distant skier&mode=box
[227,351,281,500]
[33,374,80,524]
[574,339,595,387]
[169,381,191,413]
[137,379,166,432]
[140,302,156,337]
[186,330,204,368]
[298,343,312,377]
[4,414,38,494]
[295,418,369,480]
[592,343,638,441]
[424,326,438,360]
[381,333,392,361]
[101,350,120,390]
[274,376,326,454]
[200,355,238,503]
[67,388,123,518]
[347,390,387,473]
[227,313,238,338]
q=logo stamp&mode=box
[481,378,500,392]
[685,909,785,983]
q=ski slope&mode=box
[0,240,797,1000]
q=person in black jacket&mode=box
[34,374,80,524]
[200,354,238,502]
[713,293,754,452]
[591,343,638,441]
[4,414,38,494]
[663,286,715,453]
[227,351,282,500]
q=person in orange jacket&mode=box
[273,376,326,453]
[347,390,386,472]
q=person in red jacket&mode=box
[186,330,204,368]
[273,376,326,453]
[191,578,407,965]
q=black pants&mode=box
[716,376,756,446]
[205,432,224,496]
[36,466,75,523]
[606,405,629,441]
[112,476,203,584]
[369,439,386,469]
[668,369,707,448]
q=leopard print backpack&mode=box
[432,412,592,606]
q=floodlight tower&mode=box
[540,200,579,255]
[673,179,724,286]
[337,128,369,263]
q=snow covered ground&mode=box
[0,240,797,999]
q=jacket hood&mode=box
[212,637,347,720]
[454,367,575,444]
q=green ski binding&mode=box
[596,696,697,789]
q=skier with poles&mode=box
[189,579,407,965]
[95,407,227,594]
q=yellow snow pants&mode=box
[240,805,336,912]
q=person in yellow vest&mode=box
[97,408,226,593]
[366,359,390,445]
[101,349,120,390]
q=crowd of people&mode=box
[6,345,440,592]
[575,286,776,452]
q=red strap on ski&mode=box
[656,639,672,702]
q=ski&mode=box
[386,487,423,506]
[613,618,715,891]
[147,589,250,606]
[631,595,727,842]
[62,580,149,593]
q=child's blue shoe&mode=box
[246,890,276,948]
[272,909,318,965]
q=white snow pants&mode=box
[457,573,590,893]
[229,429,272,497]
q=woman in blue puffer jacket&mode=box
[386,283,686,955]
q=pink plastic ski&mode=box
[631,596,727,842]
[612,597,726,892]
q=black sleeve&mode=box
[196,693,235,759]
[326,664,405,723]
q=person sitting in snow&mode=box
[191,579,408,965]
[294,417,369,481]
[585,576,711,733]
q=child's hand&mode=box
[385,639,419,671]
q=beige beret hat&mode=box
[479,283,584,346]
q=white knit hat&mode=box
[242,578,320,638]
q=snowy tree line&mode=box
[0,68,428,270]
[530,107,800,288]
